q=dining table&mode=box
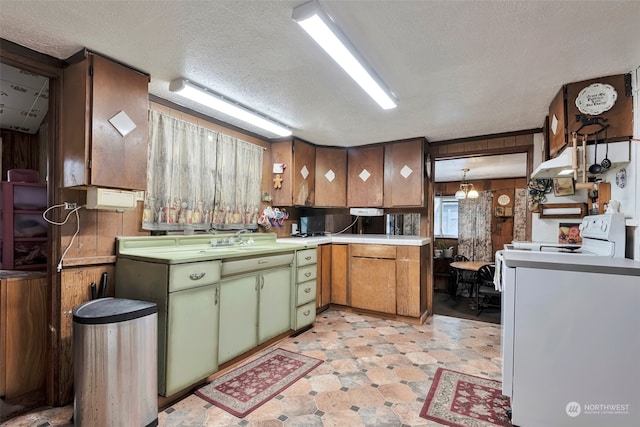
[449,260,492,272]
[448,261,494,304]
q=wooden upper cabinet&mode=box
[61,51,149,190]
[271,139,315,206]
[384,139,424,207]
[548,86,567,158]
[347,145,383,207]
[315,147,347,207]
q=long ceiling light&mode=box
[169,78,292,137]
[292,0,397,110]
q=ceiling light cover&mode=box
[292,0,397,110]
[455,168,478,199]
[169,79,292,137]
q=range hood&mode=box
[531,141,631,178]
[531,148,576,178]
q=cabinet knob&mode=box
[304,272,311,277]
[305,256,312,260]
[303,310,311,316]
[189,272,206,280]
[304,287,311,293]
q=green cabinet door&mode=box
[218,275,258,364]
[166,284,219,396]
[259,267,292,343]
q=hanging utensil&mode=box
[588,132,602,174]
[601,127,611,170]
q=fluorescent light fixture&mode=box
[292,0,397,110]
[169,78,292,137]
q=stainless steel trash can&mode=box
[73,298,158,427]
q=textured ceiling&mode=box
[0,1,639,147]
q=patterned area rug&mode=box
[195,348,323,418]
[420,368,512,426]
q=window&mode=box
[434,196,459,237]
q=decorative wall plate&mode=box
[575,83,617,115]
[498,194,511,206]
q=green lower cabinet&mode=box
[218,266,292,365]
[166,284,219,396]
[258,267,293,343]
[218,275,259,364]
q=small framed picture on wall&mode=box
[558,222,582,244]
[553,177,575,197]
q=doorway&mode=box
[0,48,61,420]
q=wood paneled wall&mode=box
[429,133,534,157]
[1,129,42,180]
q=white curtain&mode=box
[212,134,263,229]
[457,191,493,261]
[144,111,262,231]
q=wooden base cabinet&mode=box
[0,272,47,399]
[330,244,349,306]
[316,245,332,310]
[349,244,397,314]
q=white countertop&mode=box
[503,250,640,276]
[278,234,430,246]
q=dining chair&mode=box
[475,264,500,315]
[450,255,477,300]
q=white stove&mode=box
[505,213,626,258]
[500,212,639,427]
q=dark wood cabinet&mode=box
[384,138,424,207]
[0,182,47,270]
[271,139,315,206]
[315,147,347,207]
[61,51,149,190]
[433,257,453,292]
[0,272,47,399]
[347,146,383,207]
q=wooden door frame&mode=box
[1,39,65,406]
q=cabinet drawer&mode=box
[222,253,294,277]
[295,301,316,329]
[296,249,317,267]
[350,244,396,259]
[169,261,221,292]
[297,280,317,306]
[297,265,317,283]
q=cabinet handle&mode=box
[304,287,311,293]
[304,272,311,277]
[261,276,264,289]
[215,287,219,305]
[305,256,312,260]
[189,272,206,280]
[303,310,311,316]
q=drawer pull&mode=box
[189,272,206,280]
[304,272,312,277]
[305,256,312,260]
[258,259,269,264]
[304,287,311,293]
[303,310,311,316]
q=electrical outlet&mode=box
[64,202,77,210]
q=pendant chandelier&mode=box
[455,168,479,199]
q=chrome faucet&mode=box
[233,229,249,245]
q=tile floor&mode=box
[3,309,503,426]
